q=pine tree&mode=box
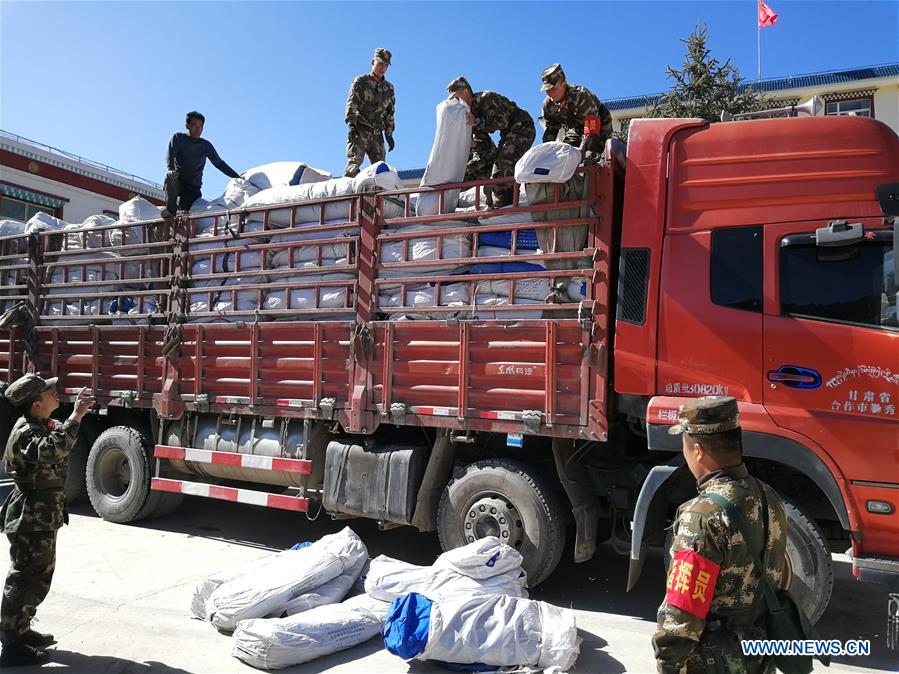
[648,22,770,123]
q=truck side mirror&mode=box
[815,220,863,247]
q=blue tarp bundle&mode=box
[383,592,432,660]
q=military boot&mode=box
[20,628,55,648]
[0,641,49,667]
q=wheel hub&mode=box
[97,448,131,499]
[464,496,523,548]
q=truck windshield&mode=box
[780,233,897,330]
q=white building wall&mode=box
[0,165,123,223]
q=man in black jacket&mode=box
[162,111,242,218]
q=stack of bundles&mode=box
[0,219,28,313]
[231,536,527,671]
[470,204,548,319]
[196,527,368,632]
[377,219,473,317]
[416,97,472,217]
[384,592,580,673]
[187,220,269,322]
[43,249,121,322]
[237,162,404,320]
[365,536,528,602]
[262,221,356,319]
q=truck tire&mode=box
[783,500,833,624]
[437,458,566,587]
[64,435,90,504]
[86,426,182,523]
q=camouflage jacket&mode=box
[470,91,532,154]
[345,74,395,136]
[1,415,80,533]
[653,465,788,674]
[541,83,612,146]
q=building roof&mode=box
[605,62,899,112]
[0,129,164,198]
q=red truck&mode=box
[0,114,896,624]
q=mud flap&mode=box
[626,463,682,591]
[552,439,599,563]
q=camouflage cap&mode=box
[540,63,566,91]
[446,76,472,94]
[4,373,58,407]
[668,396,741,435]
[373,48,392,65]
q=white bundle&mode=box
[378,282,470,311]
[0,219,28,255]
[242,161,331,191]
[63,215,116,250]
[474,296,544,320]
[365,536,528,602]
[417,98,473,216]
[204,527,367,631]
[189,198,231,237]
[432,536,525,579]
[270,551,367,618]
[476,276,550,303]
[224,236,268,273]
[243,162,404,228]
[25,212,67,234]
[514,142,582,184]
[263,269,354,312]
[232,593,390,670]
[395,593,579,673]
[270,224,357,267]
[119,196,162,223]
[379,222,472,266]
[224,177,261,209]
[478,208,534,227]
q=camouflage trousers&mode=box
[344,126,386,177]
[465,115,536,207]
[0,530,57,643]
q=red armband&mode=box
[583,115,601,136]
[664,549,720,618]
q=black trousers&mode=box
[164,173,202,214]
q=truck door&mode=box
[762,218,899,552]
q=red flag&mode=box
[758,0,778,28]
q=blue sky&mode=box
[2,1,897,198]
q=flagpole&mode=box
[757,1,762,80]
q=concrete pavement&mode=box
[0,490,895,673]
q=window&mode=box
[0,196,55,221]
[711,226,763,312]
[780,231,896,330]
[825,97,873,117]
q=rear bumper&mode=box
[851,554,899,590]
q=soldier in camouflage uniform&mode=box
[539,63,612,164]
[447,76,536,207]
[654,396,788,674]
[344,48,396,178]
[0,376,93,667]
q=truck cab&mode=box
[618,116,899,620]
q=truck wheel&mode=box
[437,458,566,587]
[783,500,833,624]
[64,435,90,504]
[86,426,182,523]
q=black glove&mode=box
[563,129,581,146]
[385,133,395,152]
